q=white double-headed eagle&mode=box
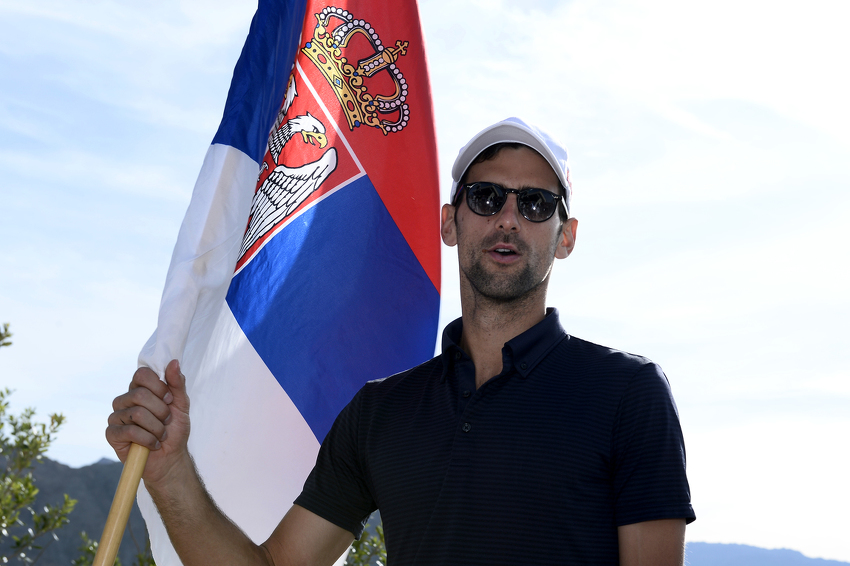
[239,77,338,259]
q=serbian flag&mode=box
[135,0,440,564]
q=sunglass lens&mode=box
[518,189,557,222]
[467,184,505,216]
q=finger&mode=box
[130,366,173,405]
[112,385,172,424]
[108,405,168,441]
[163,359,190,413]
[106,421,162,453]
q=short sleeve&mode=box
[294,389,377,538]
[611,363,696,526]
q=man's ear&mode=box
[555,217,578,259]
[441,204,458,247]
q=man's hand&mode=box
[105,360,354,565]
[106,359,192,488]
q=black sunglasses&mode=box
[457,182,564,223]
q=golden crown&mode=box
[301,6,411,135]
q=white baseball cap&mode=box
[450,117,571,215]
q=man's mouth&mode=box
[493,247,517,256]
[486,242,521,261]
[483,236,523,262]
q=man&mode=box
[108,117,695,565]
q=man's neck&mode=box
[458,285,548,389]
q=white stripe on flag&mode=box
[138,301,322,565]
[138,144,257,378]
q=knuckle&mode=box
[133,365,154,380]
[126,386,152,407]
[127,405,148,424]
[131,367,160,390]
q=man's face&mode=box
[441,146,577,303]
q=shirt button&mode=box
[520,362,528,370]
[454,351,462,360]
[462,422,472,432]
[463,390,471,398]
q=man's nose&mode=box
[496,194,522,232]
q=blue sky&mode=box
[1,0,848,562]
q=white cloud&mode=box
[547,0,850,144]
[0,1,254,135]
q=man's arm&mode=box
[106,360,353,566]
[618,519,686,566]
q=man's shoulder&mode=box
[544,334,674,395]
[359,354,444,396]
[543,336,678,426]
[559,334,655,372]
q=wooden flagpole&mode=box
[93,443,150,566]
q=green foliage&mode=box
[345,520,386,566]
[0,323,11,348]
[71,529,156,566]
[0,387,76,564]
[0,324,155,566]
[123,523,156,566]
[131,540,156,566]
[71,532,122,566]
[70,519,156,566]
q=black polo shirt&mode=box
[295,309,695,565]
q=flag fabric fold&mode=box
[136,1,440,564]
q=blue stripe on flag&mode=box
[226,176,440,442]
[212,0,310,163]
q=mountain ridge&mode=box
[1,456,148,565]
[686,541,850,565]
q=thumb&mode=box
[164,359,190,412]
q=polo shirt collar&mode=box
[440,308,567,381]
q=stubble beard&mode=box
[460,233,555,304]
